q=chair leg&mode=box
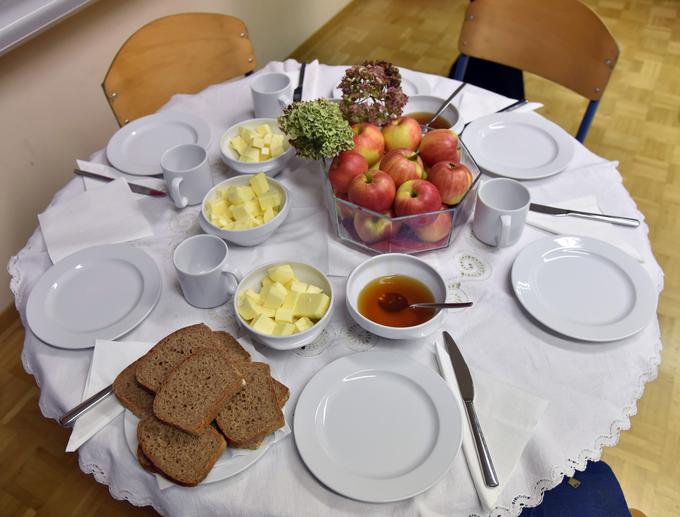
[453,54,469,81]
[576,100,600,143]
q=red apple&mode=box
[414,207,453,242]
[382,116,422,152]
[394,179,442,227]
[347,170,396,212]
[418,129,460,166]
[351,123,385,166]
[380,149,425,187]
[427,161,473,205]
[353,210,402,244]
[329,150,369,195]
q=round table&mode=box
[9,60,664,517]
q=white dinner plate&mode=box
[106,111,211,176]
[332,67,431,99]
[294,351,462,503]
[511,236,657,342]
[26,244,161,349]
[123,410,271,485]
[462,112,574,180]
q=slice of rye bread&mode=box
[112,360,154,418]
[153,348,245,435]
[137,445,157,473]
[212,331,251,363]
[215,362,285,448]
[136,323,216,392]
[137,415,226,486]
[237,378,290,450]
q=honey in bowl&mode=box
[406,112,451,130]
[358,275,436,327]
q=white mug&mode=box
[472,178,530,247]
[173,234,242,308]
[161,144,213,209]
[250,72,293,118]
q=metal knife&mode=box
[530,203,640,228]
[293,62,306,102]
[74,169,166,197]
[460,98,528,134]
[59,384,113,427]
[444,331,499,487]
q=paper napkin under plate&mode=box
[527,195,644,262]
[66,339,154,452]
[77,159,167,200]
[434,337,548,511]
[38,177,154,263]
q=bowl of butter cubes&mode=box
[234,262,334,350]
[200,173,290,246]
[219,118,294,176]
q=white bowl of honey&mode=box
[404,95,464,134]
[346,253,447,340]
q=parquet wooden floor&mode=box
[2,1,678,516]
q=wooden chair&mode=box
[103,13,256,126]
[452,0,619,143]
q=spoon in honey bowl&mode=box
[421,82,466,133]
[377,292,473,312]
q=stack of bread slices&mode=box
[112,323,288,486]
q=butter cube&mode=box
[263,282,287,309]
[259,306,276,318]
[243,289,261,304]
[231,201,258,220]
[252,314,276,335]
[271,134,284,148]
[294,293,331,319]
[227,186,255,205]
[306,284,324,294]
[258,191,282,211]
[230,135,248,156]
[272,322,295,336]
[294,316,314,333]
[263,133,273,145]
[242,147,261,163]
[263,207,276,223]
[256,124,272,137]
[282,291,300,310]
[262,276,273,289]
[251,137,265,149]
[290,280,308,293]
[268,264,295,284]
[275,307,295,323]
[233,216,257,230]
[249,173,270,196]
[239,126,253,144]
[270,144,283,158]
[238,297,261,321]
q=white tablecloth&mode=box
[8,60,664,517]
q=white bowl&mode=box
[234,262,334,350]
[404,95,464,134]
[199,176,290,247]
[219,118,295,177]
[346,253,446,340]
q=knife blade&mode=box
[74,169,166,197]
[530,203,640,228]
[444,331,499,487]
[293,62,306,102]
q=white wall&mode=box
[0,0,349,309]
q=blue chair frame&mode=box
[454,54,601,144]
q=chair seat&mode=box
[520,461,630,517]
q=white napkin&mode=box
[38,178,154,263]
[527,195,644,262]
[434,338,548,511]
[77,159,167,200]
[301,60,320,101]
[65,339,154,452]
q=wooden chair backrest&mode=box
[103,13,256,126]
[457,0,618,100]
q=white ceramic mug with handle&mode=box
[472,178,530,247]
[250,72,293,118]
[173,234,242,308]
[161,143,213,208]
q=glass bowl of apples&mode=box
[324,119,482,255]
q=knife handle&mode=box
[59,385,113,427]
[569,212,640,228]
[465,400,499,487]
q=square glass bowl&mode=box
[325,140,482,255]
